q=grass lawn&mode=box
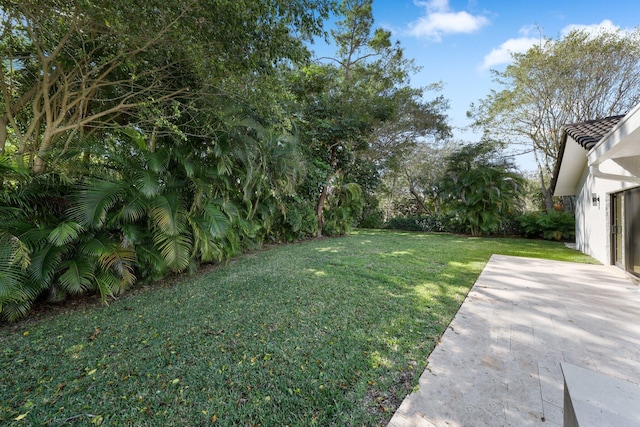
[0,230,595,426]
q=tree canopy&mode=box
[469,28,640,209]
[0,0,332,173]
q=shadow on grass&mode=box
[0,230,595,426]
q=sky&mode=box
[309,0,640,171]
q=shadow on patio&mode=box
[388,254,640,427]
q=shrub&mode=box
[518,211,575,241]
[385,213,464,233]
[358,209,384,229]
[438,141,526,237]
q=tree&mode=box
[364,84,451,171]
[438,141,525,237]
[0,0,332,174]
[470,28,640,210]
[380,141,458,219]
[0,0,336,320]
[293,0,423,237]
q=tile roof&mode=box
[550,114,626,196]
[563,115,625,150]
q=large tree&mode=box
[0,0,332,174]
[470,28,640,210]
[379,140,458,219]
[293,0,446,236]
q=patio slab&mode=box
[388,254,640,427]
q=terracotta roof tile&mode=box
[564,115,625,150]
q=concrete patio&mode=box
[388,254,640,427]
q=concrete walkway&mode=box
[388,254,640,427]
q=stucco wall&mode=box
[575,166,639,265]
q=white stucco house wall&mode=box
[552,102,640,277]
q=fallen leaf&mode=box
[89,328,101,341]
[14,413,28,421]
[211,415,218,422]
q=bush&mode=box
[358,209,384,229]
[438,141,526,236]
[385,213,464,233]
[498,214,523,236]
[385,212,524,236]
[518,211,575,241]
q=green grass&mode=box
[0,230,595,426]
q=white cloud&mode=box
[479,19,632,71]
[408,0,490,41]
[561,19,621,37]
[481,36,539,69]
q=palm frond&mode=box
[98,245,137,287]
[153,232,192,272]
[220,198,240,221]
[71,179,125,228]
[80,234,113,258]
[27,243,67,289]
[0,153,30,178]
[144,148,170,174]
[188,215,223,263]
[58,259,96,295]
[202,203,229,238]
[1,231,31,269]
[47,222,84,247]
[151,194,187,236]
[117,196,148,224]
[135,244,168,281]
[0,300,34,322]
[134,169,161,198]
[94,270,121,301]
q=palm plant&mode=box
[0,167,138,321]
[0,111,312,321]
[322,180,363,236]
[439,141,525,237]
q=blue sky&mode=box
[310,0,640,171]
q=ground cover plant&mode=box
[0,230,595,425]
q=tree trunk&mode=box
[408,185,429,215]
[0,118,6,153]
[316,146,338,238]
[539,170,554,212]
[316,184,328,238]
[33,132,53,175]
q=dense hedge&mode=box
[384,211,574,240]
[518,211,575,241]
[384,214,465,234]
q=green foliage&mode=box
[471,27,640,209]
[0,112,316,321]
[270,196,318,242]
[384,214,465,234]
[291,0,443,237]
[323,182,364,236]
[0,0,452,321]
[0,0,334,173]
[0,171,139,321]
[438,141,525,237]
[518,211,575,241]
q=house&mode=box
[552,102,640,278]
